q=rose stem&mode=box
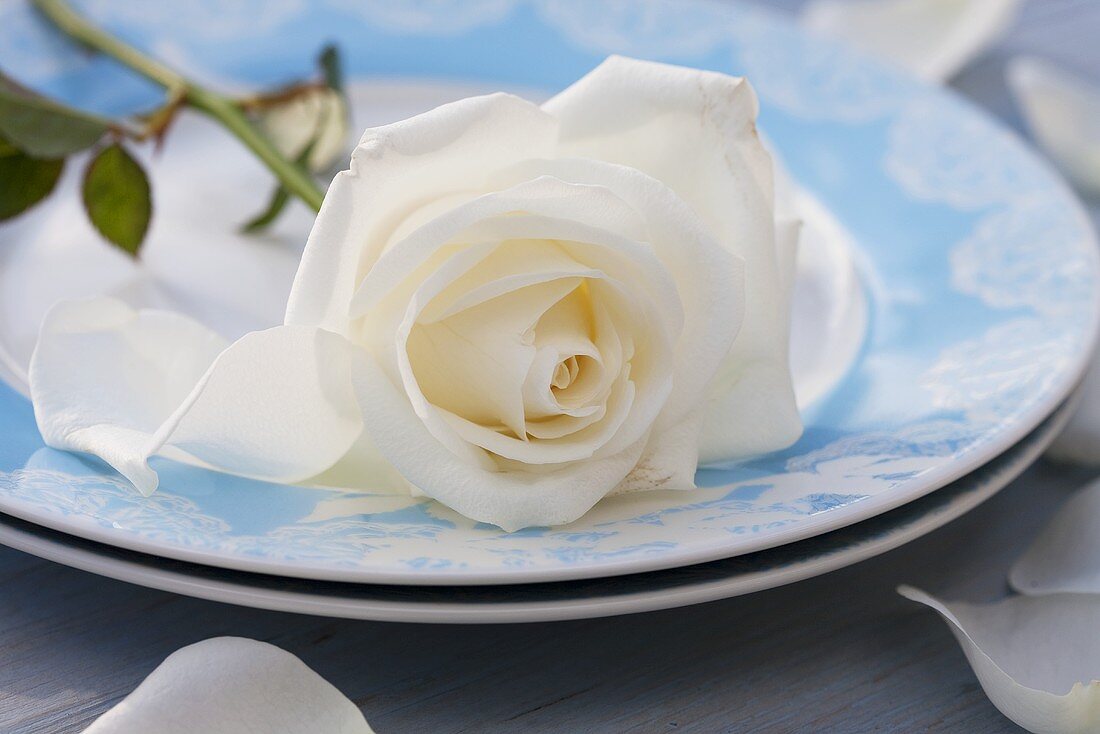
[31,0,327,212]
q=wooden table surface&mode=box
[3,2,1100,732]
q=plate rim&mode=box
[0,388,1079,623]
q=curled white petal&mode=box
[899,586,1100,734]
[84,637,373,734]
[30,298,364,493]
[1008,57,1100,199]
[802,0,1021,82]
[1009,478,1100,596]
[546,55,801,461]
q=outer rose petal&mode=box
[545,55,801,461]
[286,92,558,334]
[30,298,365,493]
[353,350,647,531]
[614,413,703,494]
[84,638,374,734]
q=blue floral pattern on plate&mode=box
[0,0,1096,585]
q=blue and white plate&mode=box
[0,0,1096,585]
[0,389,1080,623]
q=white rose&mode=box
[30,56,801,530]
[258,86,349,173]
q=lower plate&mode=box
[0,390,1078,624]
[2,1,1098,587]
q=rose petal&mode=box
[1008,57,1100,199]
[346,175,658,322]
[545,56,801,461]
[898,586,1100,734]
[491,158,743,434]
[408,276,580,438]
[418,238,601,323]
[398,240,671,466]
[1009,478,1100,596]
[615,413,703,494]
[783,188,868,410]
[286,92,558,334]
[352,348,647,531]
[29,298,226,491]
[84,637,373,734]
[802,0,1021,82]
[30,298,364,493]
[345,176,682,471]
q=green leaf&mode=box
[0,150,64,221]
[241,185,291,233]
[81,143,152,256]
[318,44,343,94]
[0,86,112,158]
[0,136,20,157]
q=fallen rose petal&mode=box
[30,297,368,493]
[802,0,1021,82]
[899,585,1100,734]
[1009,478,1100,596]
[1007,57,1100,199]
[83,637,373,734]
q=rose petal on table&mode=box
[1007,57,1100,199]
[83,637,373,734]
[898,586,1100,734]
[1009,478,1100,596]
[546,56,801,461]
[30,298,365,494]
[801,0,1021,82]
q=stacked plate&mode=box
[1,0,1097,623]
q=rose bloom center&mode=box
[403,238,637,454]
